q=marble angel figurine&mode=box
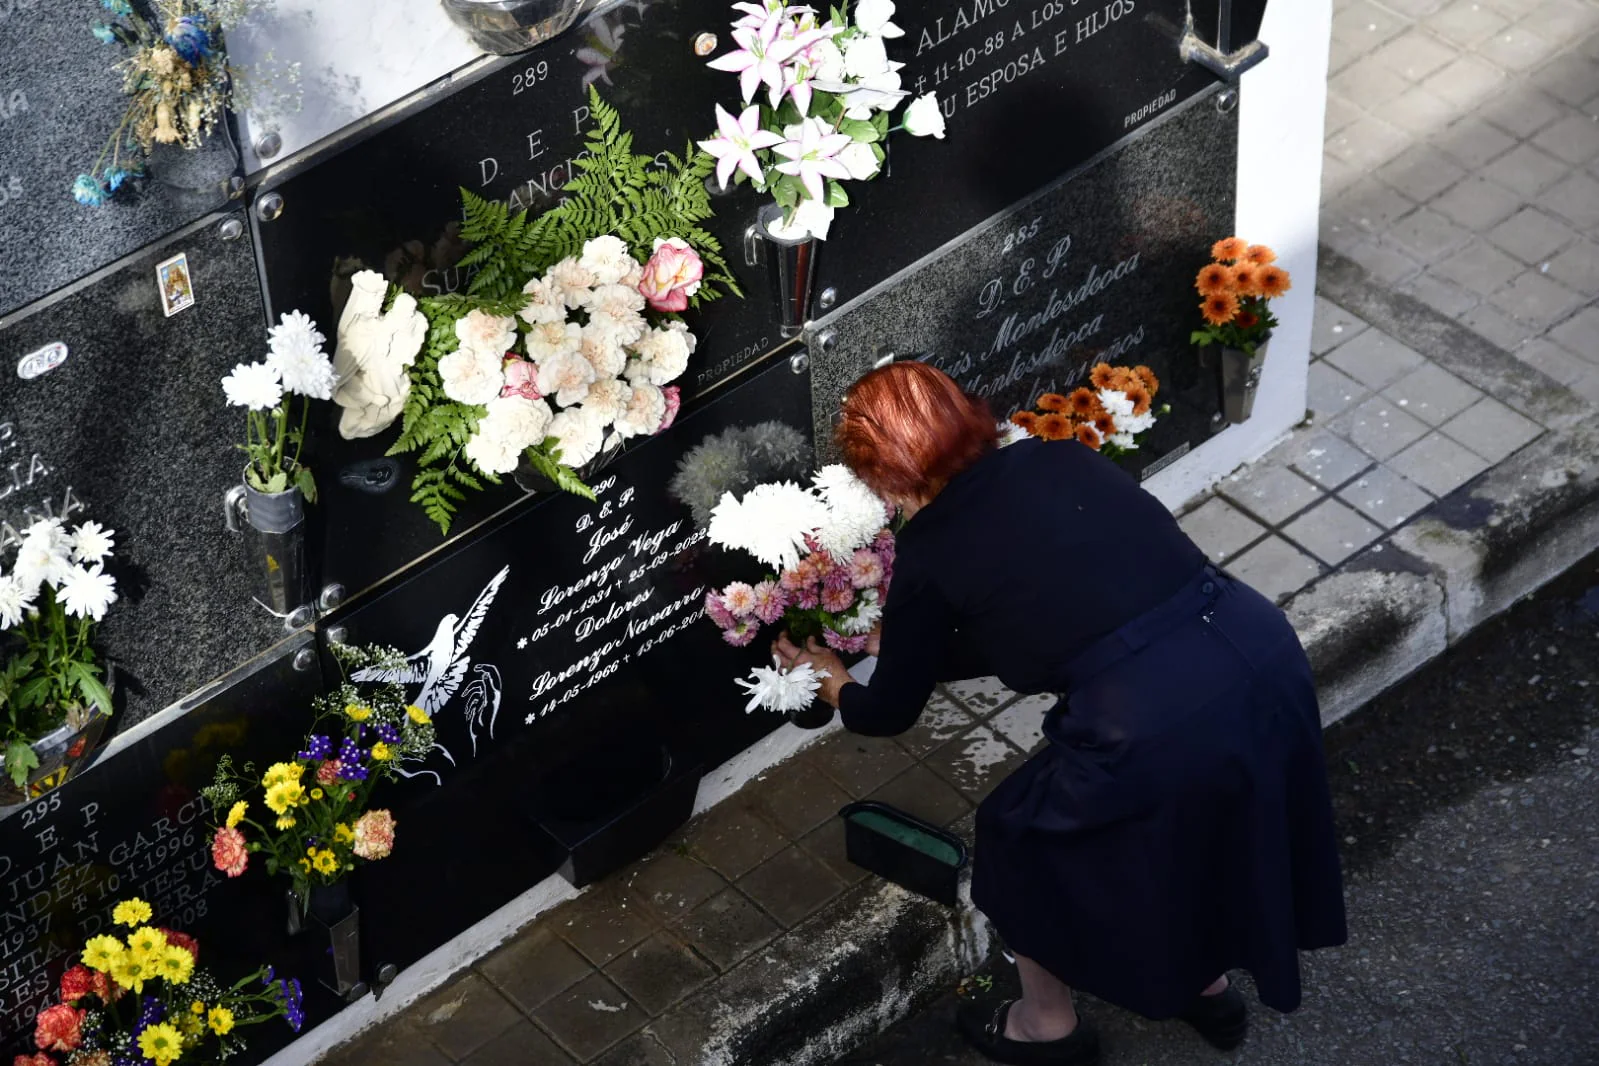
[332,270,428,439]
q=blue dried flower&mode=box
[71,174,107,206]
[92,23,117,43]
[105,166,138,192]
[164,14,214,65]
[101,0,133,14]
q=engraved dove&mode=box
[352,566,509,715]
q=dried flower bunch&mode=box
[1191,237,1292,356]
[1008,363,1164,458]
[219,310,335,500]
[20,896,300,1066]
[201,645,432,905]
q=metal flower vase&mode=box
[440,0,593,54]
[286,881,363,998]
[747,204,821,338]
[224,470,311,618]
[0,668,117,808]
[1217,334,1270,425]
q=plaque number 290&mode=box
[512,61,551,96]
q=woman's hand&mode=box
[773,633,851,708]
[865,622,882,658]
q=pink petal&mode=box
[715,103,744,140]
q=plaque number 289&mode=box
[511,61,551,96]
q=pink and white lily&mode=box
[699,104,785,190]
[708,8,835,107]
[772,117,852,202]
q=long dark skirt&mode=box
[970,568,1348,1019]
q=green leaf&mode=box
[524,443,597,502]
[262,470,289,494]
[1190,331,1214,346]
[294,465,318,505]
[825,180,850,208]
[4,739,39,788]
[76,671,113,715]
[838,117,879,143]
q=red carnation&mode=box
[160,929,200,962]
[58,966,95,1003]
[34,1004,84,1052]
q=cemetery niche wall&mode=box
[0,0,1275,1058]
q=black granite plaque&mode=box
[0,0,234,317]
[807,88,1237,479]
[0,210,285,729]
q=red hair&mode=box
[836,363,999,501]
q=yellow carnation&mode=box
[138,1021,184,1066]
[208,1005,236,1035]
[113,898,153,927]
[226,800,248,828]
[345,703,372,721]
[406,705,430,724]
[82,934,125,973]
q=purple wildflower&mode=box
[298,734,334,761]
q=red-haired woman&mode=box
[776,363,1346,1065]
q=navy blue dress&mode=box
[839,438,1347,1019]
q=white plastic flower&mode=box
[902,92,946,139]
[538,349,598,407]
[266,310,336,399]
[547,406,606,468]
[708,481,830,571]
[481,395,554,452]
[57,564,118,621]
[519,275,569,326]
[581,377,631,425]
[548,257,599,308]
[579,325,628,379]
[525,320,583,364]
[437,346,505,406]
[813,464,887,559]
[463,429,523,477]
[454,309,518,356]
[69,521,116,565]
[626,326,694,386]
[767,198,837,241]
[221,362,284,411]
[0,572,38,629]
[843,33,891,79]
[854,0,904,38]
[837,588,882,635]
[736,660,827,713]
[838,141,882,181]
[613,381,667,438]
[578,235,637,286]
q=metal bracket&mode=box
[1179,31,1269,82]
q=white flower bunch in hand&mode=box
[220,309,336,501]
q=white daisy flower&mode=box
[0,572,38,629]
[14,520,73,591]
[736,660,827,714]
[57,564,118,621]
[999,420,1032,447]
[221,362,284,410]
[69,521,116,565]
[266,311,335,399]
[837,588,882,635]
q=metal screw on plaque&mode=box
[255,131,283,160]
[217,218,244,242]
[292,647,317,672]
[345,982,370,1003]
[285,604,317,631]
[693,32,718,55]
[817,287,838,311]
[318,583,346,613]
[1211,412,1227,429]
[227,176,245,200]
[371,963,400,1001]
[1216,88,1239,114]
[790,350,811,374]
[325,624,350,646]
[817,330,837,354]
[255,192,285,222]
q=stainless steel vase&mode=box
[225,471,311,618]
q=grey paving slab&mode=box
[1428,0,1513,46]
[1440,396,1546,460]
[1331,182,1419,234]
[1531,112,1599,166]
[1308,360,1371,420]
[1517,0,1599,43]
[1476,24,1562,71]
[1532,50,1599,106]
[1424,54,1510,107]
[1545,237,1599,293]
[941,676,1018,715]
[1482,142,1573,197]
[1382,84,1468,134]
[1460,301,1535,349]
[1333,0,1411,46]
[1177,496,1270,563]
[1537,169,1599,231]
[1328,114,1417,169]
[1337,463,1437,528]
[1381,360,1487,426]
[1283,498,1386,566]
[1371,30,1464,80]
[1550,305,1599,357]
[1490,270,1586,329]
[989,693,1053,754]
[1217,463,1328,525]
[1289,431,1377,488]
[1399,271,1481,317]
[1476,85,1568,138]
[1311,296,1372,356]
[1429,174,1525,231]
[1386,206,1477,260]
[1432,114,1519,167]
[1378,144,1471,202]
[1344,237,1428,284]
[1516,336,1596,383]
[1224,536,1323,605]
[1432,237,1526,295]
[1384,0,1449,17]
[1324,92,1364,136]
[1486,206,1582,264]
[1336,393,1435,460]
[1564,368,1599,403]
[1324,328,1429,389]
[1388,430,1494,496]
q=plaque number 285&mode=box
[1000,216,1042,258]
[511,61,551,96]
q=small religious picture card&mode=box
[156,253,196,317]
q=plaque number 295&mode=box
[512,61,550,96]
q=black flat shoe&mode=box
[1180,983,1248,1050]
[956,1000,1101,1065]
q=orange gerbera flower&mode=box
[1201,292,1240,326]
[1229,263,1261,296]
[1037,412,1073,441]
[1075,423,1103,450]
[1092,413,1118,439]
[1257,265,1292,298]
[1035,392,1069,413]
[1243,244,1277,266]
[1235,310,1260,330]
[1067,387,1100,417]
[1010,411,1040,433]
[1134,365,1159,396]
[1211,237,1248,262]
[1195,263,1233,296]
[1126,384,1153,416]
[1089,363,1117,389]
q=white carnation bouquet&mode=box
[704,465,895,713]
[219,310,336,500]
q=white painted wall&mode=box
[1144,0,1334,512]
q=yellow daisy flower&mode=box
[226,800,248,828]
[113,955,150,994]
[264,780,305,815]
[112,898,153,927]
[406,705,430,724]
[345,703,372,721]
[126,926,167,958]
[261,761,303,789]
[333,823,355,845]
[276,814,298,830]
[82,934,125,973]
[190,1000,206,1016]
[312,849,339,875]
[370,742,392,761]
[310,788,324,800]
[138,1021,184,1066]
[158,944,195,984]
[298,857,312,872]
[208,1005,236,1036]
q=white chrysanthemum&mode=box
[480,395,554,452]
[525,320,583,364]
[58,564,118,621]
[708,481,829,571]
[581,377,631,426]
[547,406,606,468]
[627,325,694,386]
[537,349,598,407]
[998,420,1032,447]
[463,428,523,476]
[1097,389,1135,420]
[455,309,518,356]
[837,588,882,635]
[15,519,74,591]
[736,660,827,714]
[437,345,505,406]
[579,325,628,380]
[0,572,38,629]
[221,362,284,410]
[613,381,666,438]
[69,521,116,564]
[1120,410,1157,435]
[579,235,638,286]
[518,275,568,325]
[266,310,335,399]
[548,257,598,307]
[813,464,888,559]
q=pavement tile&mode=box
[1324,329,1428,389]
[1324,92,1364,135]
[1476,25,1561,71]
[1432,238,1525,296]
[1490,270,1586,329]
[1344,237,1427,284]
[1531,113,1599,166]
[1334,0,1410,47]
[461,1020,576,1066]
[1379,145,1469,201]
[1477,86,1568,138]
[1327,34,1365,75]
[1380,85,1464,135]
[1515,0,1599,49]
[1178,496,1270,562]
[592,1032,677,1066]
[1330,58,1415,112]
[1308,360,1371,420]
[550,886,659,967]
[1532,51,1599,106]
[988,693,1054,754]
[1460,302,1535,349]
[1564,369,1599,403]
[686,798,788,881]
[626,849,729,923]
[1482,142,1571,197]
[1427,0,1511,45]
[414,973,525,1061]
[808,730,916,796]
[1370,30,1461,80]
[1424,55,1509,108]
[942,676,1018,714]
[1336,394,1434,460]
[1515,337,1594,384]
[865,762,976,827]
[1323,154,1363,200]
[677,888,781,970]
[1289,432,1376,489]
[640,1010,716,1066]
[1311,296,1372,355]
[1224,536,1323,605]
[1386,207,1475,261]
[1550,306,1599,358]
[478,926,596,1014]
[533,972,644,1062]
[748,755,855,838]
[1432,115,1518,168]
[1537,170,1599,231]
[318,1021,451,1066]
[1486,207,1582,264]
[897,690,980,758]
[1382,0,1448,16]
[1440,396,1545,461]
[1544,238,1599,293]
[1218,463,1327,525]
[797,819,870,886]
[1381,361,1486,426]
[1331,182,1418,234]
[1429,175,1525,231]
[1388,432,1494,495]
[1283,498,1386,566]
[1327,114,1415,169]
[602,932,716,1015]
[1399,271,1481,317]
[1337,464,1437,528]
[922,725,1029,804]
[735,844,850,927]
